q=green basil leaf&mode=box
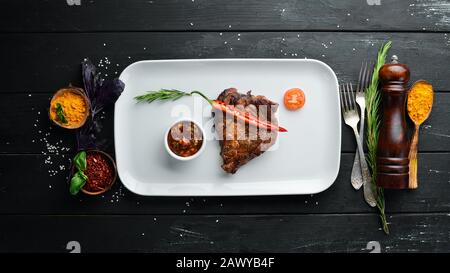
[79,171,88,181]
[73,151,87,171]
[56,103,68,124]
[69,171,87,195]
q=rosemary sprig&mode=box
[366,41,392,234]
[56,103,68,124]
[135,89,212,104]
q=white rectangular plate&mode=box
[115,59,340,196]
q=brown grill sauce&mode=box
[167,121,203,157]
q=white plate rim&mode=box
[115,58,341,196]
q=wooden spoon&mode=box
[407,80,433,189]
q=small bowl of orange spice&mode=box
[49,87,90,129]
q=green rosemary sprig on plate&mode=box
[366,41,391,234]
[134,89,212,104]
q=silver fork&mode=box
[340,83,377,207]
[350,62,372,190]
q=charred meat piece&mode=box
[214,88,278,174]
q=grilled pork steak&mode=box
[214,88,278,174]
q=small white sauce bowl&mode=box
[164,119,206,161]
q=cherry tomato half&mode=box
[284,88,306,111]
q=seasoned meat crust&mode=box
[214,88,278,174]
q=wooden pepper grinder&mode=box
[376,55,411,189]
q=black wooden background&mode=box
[0,0,449,253]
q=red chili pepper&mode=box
[211,100,287,132]
[135,89,288,132]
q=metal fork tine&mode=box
[356,62,364,92]
[343,84,349,111]
[350,83,357,108]
[340,84,346,112]
[364,61,372,90]
[361,62,368,92]
[346,83,353,110]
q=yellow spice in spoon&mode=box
[407,81,433,124]
[407,80,433,189]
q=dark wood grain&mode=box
[0,213,448,253]
[2,32,450,92]
[1,0,450,32]
[1,93,448,154]
[1,0,449,253]
[0,153,448,215]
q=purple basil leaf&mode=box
[77,58,125,151]
[76,119,96,151]
[81,59,100,102]
[93,78,124,115]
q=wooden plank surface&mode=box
[1,0,450,32]
[0,214,448,253]
[1,32,450,92]
[0,153,448,215]
[1,93,448,154]
[0,1,449,253]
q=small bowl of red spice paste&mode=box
[74,150,117,195]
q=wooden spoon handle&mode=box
[408,125,420,189]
